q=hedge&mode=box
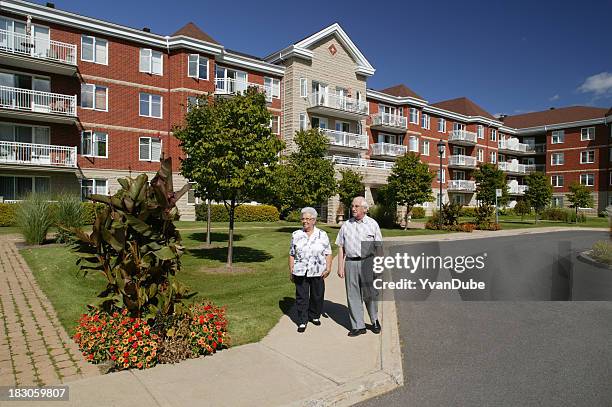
[0,201,106,227]
[195,204,279,222]
[410,207,426,219]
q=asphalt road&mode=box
[357,230,612,407]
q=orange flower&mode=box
[123,363,129,368]
[190,332,196,338]
[131,356,137,362]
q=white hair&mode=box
[300,207,318,219]
[353,196,369,210]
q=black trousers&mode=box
[294,275,325,325]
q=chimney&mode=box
[549,107,555,110]
[143,27,151,33]
[46,2,55,8]
[498,114,507,121]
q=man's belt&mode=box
[345,255,373,261]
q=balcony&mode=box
[214,78,273,101]
[533,143,546,155]
[326,155,394,170]
[0,86,77,123]
[308,92,369,120]
[370,112,407,133]
[498,138,534,155]
[448,130,478,146]
[322,129,368,150]
[448,154,477,168]
[507,182,528,195]
[447,180,476,193]
[0,141,77,170]
[0,29,77,75]
[370,142,407,158]
[498,160,536,175]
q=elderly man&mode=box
[336,196,382,337]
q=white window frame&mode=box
[551,152,564,166]
[299,78,308,98]
[81,35,108,65]
[81,178,108,200]
[489,128,496,141]
[264,77,281,99]
[580,150,595,164]
[299,113,307,131]
[408,136,419,152]
[409,108,419,124]
[580,127,595,141]
[80,84,108,111]
[81,131,108,158]
[579,173,594,186]
[139,93,163,119]
[138,137,162,161]
[478,125,484,139]
[551,175,564,188]
[422,140,430,156]
[552,196,564,208]
[437,168,446,183]
[187,54,208,80]
[551,130,564,144]
[421,113,430,130]
[490,151,497,164]
[477,149,484,162]
[269,115,280,135]
[139,48,163,75]
[438,118,446,133]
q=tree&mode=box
[567,182,594,222]
[474,163,508,206]
[524,172,552,223]
[337,169,364,219]
[386,152,435,230]
[270,129,336,214]
[513,199,531,221]
[175,89,284,270]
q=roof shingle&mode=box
[378,84,424,100]
[430,97,495,120]
[502,106,609,129]
[172,22,219,45]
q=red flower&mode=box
[111,355,117,361]
[88,354,94,360]
[123,352,129,358]
[109,346,115,353]
[134,323,140,329]
[212,342,217,348]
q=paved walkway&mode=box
[0,235,99,388]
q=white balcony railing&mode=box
[370,142,407,157]
[321,129,368,149]
[0,86,77,116]
[448,154,477,167]
[508,183,528,195]
[498,138,533,153]
[498,161,536,174]
[370,112,407,129]
[448,130,478,144]
[0,29,77,65]
[214,78,273,101]
[0,141,77,168]
[309,92,369,115]
[448,180,476,192]
[326,155,394,170]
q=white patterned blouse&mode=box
[289,227,332,277]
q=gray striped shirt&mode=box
[335,215,382,258]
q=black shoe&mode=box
[371,320,381,334]
[347,328,366,337]
[297,324,306,333]
[309,318,321,326]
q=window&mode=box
[81,35,107,64]
[489,128,496,141]
[139,137,162,161]
[422,140,430,156]
[80,84,107,111]
[299,113,307,131]
[551,152,564,166]
[187,183,202,205]
[81,131,108,158]
[580,150,595,164]
[311,116,328,129]
[551,130,564,144]
[453,122,465,131]
[139,93,162,118]
[478,125,484,139]
[139,49,163,75]
[269,116,280,135]
[264,77,280,100]
[186,96,201,112]
[438,118,446,133]
[188,54,208,80]
[300,78,308,97]
[580,127,595,141]
[477,149,484,162]
[409,108,418,124]
[0,176,49,200]
[489,151,497,164]
[81,179,107,200]
[421,114,430,129]
[437,169,445,183]
[551,175,564,187]
[552,196,564,208]
[580,173,594,186]
[409,136,418,152]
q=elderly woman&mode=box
[289,207,333,333]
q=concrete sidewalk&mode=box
[7,257,401,407]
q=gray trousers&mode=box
[345,259,378,330]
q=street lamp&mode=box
[437,140,445,224]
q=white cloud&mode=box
[577,72,612,95]
[549,94,560,101]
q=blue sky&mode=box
[39,0,612,116]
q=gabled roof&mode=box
[378,84,424,101]
[172,22,219,45]
[264,23,375,76]
[503,106,610,129]
[431,97,495,120]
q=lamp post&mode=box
[437,140,445,225]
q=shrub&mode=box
[541,207,586,223]
[369,204,396,228]
[475,205,495,227]
[513,200,532,219]
[410,206,426,219]
[81,202,106,225]
[16,194,56,245]
[460,207,477,218]
[475,222,502,231]
[590,240,612,265]
[0,203,17,226]
[285,209,301,223]
[425,219,475,232]
[195,204,279,222]
[440,202,462,226]
[55,193,84,243]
